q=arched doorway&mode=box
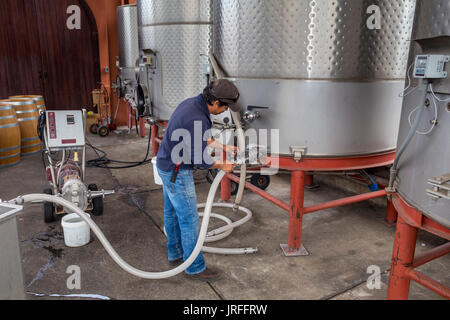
[0,0,100,110]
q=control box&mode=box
[414,55,449,79]
[45,111,85,150]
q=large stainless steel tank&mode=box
[213,0,417,157]
[117,5,140,96]
[396,0,450,229]
[137,0,212,120]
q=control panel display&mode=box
[45,111,85,149]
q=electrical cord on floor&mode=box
[86,131,153,170]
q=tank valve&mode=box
[243,111,261,122]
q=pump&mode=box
[38,109,115,223]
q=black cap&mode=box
[210,79,241,112]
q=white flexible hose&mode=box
[11,170,256,279]
[208,53,247,211]
[161,203,257,254]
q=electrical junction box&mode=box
[414,55,449,79]
[46,110,85,150]
[140,54,155,68]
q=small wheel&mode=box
[230,181,239,196]
[206,169,218,184]
[43,188,56,223]
[98,126,110,137]
[88,184,103,216]
[250,174,271,190]
[90,123,99,135]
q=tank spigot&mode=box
[243,111,261,122]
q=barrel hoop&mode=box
[18,116,40,122]
[0,123,19,129]
[21,149,41,156]
[21,143,41,150]
[6,100,35,106]
[0,145,20,153]
[0,106,13,111]
[16,109,38,114]
[21,137,40,142]
[0,160,21,169]
[0,152,20,160]
[0,115,16,120]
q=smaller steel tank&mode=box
[117,4,140,96]
[137,0,212,120]
[396,0,450,228]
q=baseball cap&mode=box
[210,79,241,112]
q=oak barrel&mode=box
[0,99,41,155]
[0,103,21,168]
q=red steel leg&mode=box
[305,173,314,187]
[305,173,320,190]
[281,170,309,256]
[221,175,231,202]
[385,200,398,226]
[387,215,418,300]
[151,124,159,157]
[139,117,146,138]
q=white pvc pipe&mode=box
[208,54,247,211]
[11,170,256,279]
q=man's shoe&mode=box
[168,258,183,266]
[186,267,221,282]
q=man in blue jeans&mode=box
[156,79,241,281]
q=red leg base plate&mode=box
[280,244,309,257]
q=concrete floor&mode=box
[0,128,448,300]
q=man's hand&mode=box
[208,138,239,158]
[219,162,236,173]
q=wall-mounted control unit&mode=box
[414,55,449,79]
[45,110,85,150]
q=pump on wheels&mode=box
[38,109,114,223]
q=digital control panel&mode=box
[45,111,85,150]
[414,55,449,79]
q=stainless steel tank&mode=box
[213,0,417,157]
[137,0,212,120]
[396,0,450,228]
[117,5,140,96]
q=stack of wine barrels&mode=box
[0,98,41,157]
[10,95,46,114]
[0,103,21,168]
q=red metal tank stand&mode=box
[152,131,397,257]
[387,194,450,300]
[151,121,168,157]
[223,152,396,256]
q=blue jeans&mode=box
[157,167,206,275]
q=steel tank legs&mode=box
[386,195,450,300]
[220,175,231,202]
[281,171,309,256]
[385,200,398,226]
[151,124,160,157]
[387,215,418,300]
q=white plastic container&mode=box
[152,157,163,185]
[61,213,91,247]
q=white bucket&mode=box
[152,158,163,185]
[61,213,91,247]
